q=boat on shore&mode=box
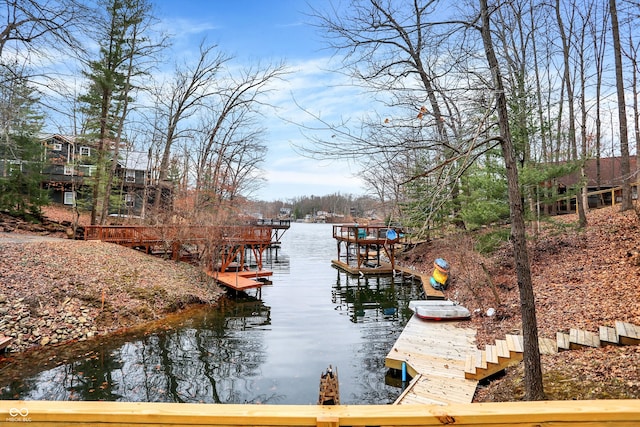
[408,300,471,321]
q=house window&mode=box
[64,164,74,175]
[125,169,136,182]
[78,165,96,176]
[79,146,91,156]
[124,194,135,207]
[64,191,76,205]
[52,143,62,151]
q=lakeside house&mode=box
[39,134,157,217]
[553,156,638,212]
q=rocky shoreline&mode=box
[0,293,100,352]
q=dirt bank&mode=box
[0,233,225,355]
[399,205,640,401]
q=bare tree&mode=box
[555,0,587,226]
[610,0,633,211]
[151,43,230,214]
[192,62,287,209]
[479,0,544,400]
[0,0,91,58]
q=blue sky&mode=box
[153,0,367,201]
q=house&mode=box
[40,134,93,206]
[554,156,639,211]
[39,134,156,216]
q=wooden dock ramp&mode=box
[385,315,478,405]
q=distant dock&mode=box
[331,224,404,273]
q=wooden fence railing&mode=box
[1,400,639,426]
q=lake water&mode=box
[0,223,424,404]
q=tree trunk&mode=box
[610,0,632,211]
[479,0,544,401]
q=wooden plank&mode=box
[485,345,498,364]
[616,321,640,346]
[1,399,640,426]
[538,337,557,355]
[599,326,619,346]
[464,354,475,376]
[495,339,510,361]
[236,269,273,278]
[0,335,13,352]
[506,334,523,354]
[475,349,487,370]
[569,328,600,349]
[557,332,571,351]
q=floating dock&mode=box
[385,314,478,405]
[207,270,273,292]
[393,264,445,300]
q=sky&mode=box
[152,0,367,201]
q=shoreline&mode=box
[0,234,226,357]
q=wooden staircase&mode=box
[465,321,639,381]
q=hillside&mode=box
[0,215,225,355]
[399,205,640,401]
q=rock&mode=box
[40,336,50,346]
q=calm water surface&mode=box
[0,223,424,404]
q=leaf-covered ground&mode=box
[0,214,225,354]
[398,205,640,401]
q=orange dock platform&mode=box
[208,270,273,291]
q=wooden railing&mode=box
[85,225,273,246]
[1,400,639,425]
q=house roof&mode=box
[40,134,77,145]
[558,156,639,188]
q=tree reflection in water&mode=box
[0,297,279,404]
[0,224,426,404]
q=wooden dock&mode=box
[332,224,403,272]
[393,265,445,300]
[385,314,478,405]
[85,223,288,292]
[207,270,272,291]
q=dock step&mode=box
[616,321,640,346]
[557,332,570,351]
[0,335,13,352]
[569,328,600,349]
[464,321,640,381]
[599,326,619,346]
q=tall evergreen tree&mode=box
[0,67,47,217]
[79,0,157,224]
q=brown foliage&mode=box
[399,205,640,401]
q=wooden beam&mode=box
[1,400,640,426]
